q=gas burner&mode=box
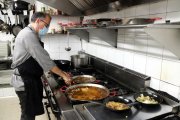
[108,87,131,97]
[69,69,83,76]
[93,80,101,84]
[60,85,68,93]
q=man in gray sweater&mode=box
[11,12,71,120]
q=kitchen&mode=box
[0,0,180,120]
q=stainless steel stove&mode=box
[41,55,180,120]
[73,87,180,120]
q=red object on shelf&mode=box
[147,17,162,22]
[58,22,62,25]
[62,23,68,26]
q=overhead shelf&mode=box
[68,23,180,59]
[67,24,147,47]
[106,24,148,29]
[67,27,98,30]
[66,24,154,48]
[67,24,148,30]
[67,27,117,47]
[146,24,180,29]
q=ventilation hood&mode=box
[31,0,162,16]
[145,24,180,59]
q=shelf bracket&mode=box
[145,24,180,59]
[87,29,117,47]
[68,29,89,42]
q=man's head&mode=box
[30,12,51,35]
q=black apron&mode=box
[17,27,44,116]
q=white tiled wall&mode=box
[42,34,81,60]
[83,0,180,99]
[42,15,81,60]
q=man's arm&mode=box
[50,66,71,85]
[24,33,71,84]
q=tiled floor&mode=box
[0,69,58,120]
[0,91,57,120]
[0,70,13,84]
[0,87,17,97]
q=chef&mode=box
[11,12,71,120]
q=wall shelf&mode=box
[68,23,180,58]
[67,25,145,47]
[106,24,148,29]
[67,27,117,47]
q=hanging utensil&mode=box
[65,32,71,51]
[0,10,11,34]
[12,14,23,36]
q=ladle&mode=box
[65,32,71,51]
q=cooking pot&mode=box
[71,54,89,68]
[72,75,96,84]
[65,83,110,102]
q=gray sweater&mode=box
[11,25,55,91]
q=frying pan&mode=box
[65,83,110,102]
[103,96,134,112]
[72,75,96,84]
[53,60,71,71]
[12,14,23,36]
[53,60,71,79]
[134,92,163,107]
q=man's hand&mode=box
[62,72,72,85]
[51,66,72,85]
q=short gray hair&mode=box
[31,12,51,22]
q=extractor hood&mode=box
[23,0,163,16]
[145,24,180,59]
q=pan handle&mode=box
[109,87,120,91]
[147,87,179,103]
[88,101,105,106]
[157,90,179,103]
[127,102,139,107]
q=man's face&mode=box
[36,15,51,31]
